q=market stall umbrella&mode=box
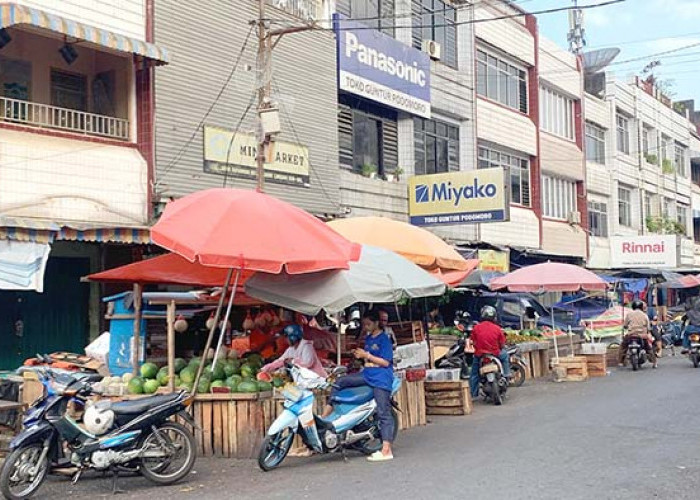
[656,274,700,289]
[490,262,607,359]
[245,245,447,315]
[456,270,505,290]
[327,216,477,285]
[150,188,361,388]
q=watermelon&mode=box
[272,376,284,388]
[140,362,159,380]
[240,363,256,379]
[237,380,259,393]
[173,375,181,387]
[143,379,160,394]
[257,381,272,392]
[178,380,193,392]
[157,367,169,386]
[223,361,237,378]
[188,358,202,370]
[127,377,144,395]
[225,376,240,391]
[196,378,211,394]
[205,363,226,381]
[174,358,187,373]
[246,353,263,368]
[179,367,195,384]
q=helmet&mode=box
[631,299,644,311]
[480,305,497,322]
[283,324,303,344]
[83,402,115,435]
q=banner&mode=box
[609,235,677,268]
[408,169,509,226]
[477,249,509,272]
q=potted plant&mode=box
[361,163,378,179]
[662,158,674,174]
[644,153,658,165]
[394,167,404,182]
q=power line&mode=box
[222,92,257,188]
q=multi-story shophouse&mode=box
[585,71,697,270]
[0,0,168,368]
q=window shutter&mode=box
[382,118,399,171]
[380,0,395,37]
[336,0,351,17]
[448,139,459,172]
[521,164,531,206]
[411,0,422,50]
[338,105,354,169]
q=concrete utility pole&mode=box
[567,0,586,55]
[255,0,316,192]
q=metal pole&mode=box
[256,0,269,192]
[551,306,560,361]
[212,268,242,371]
[166,300,176,392]
[132,283,143,377]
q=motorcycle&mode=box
[478,355,508,405]
[685,329,700,368]
[626,335,648,371]
[435,312,475,380]
[507,344,528,388]
[0,370,197,500]
[258,364,400,471]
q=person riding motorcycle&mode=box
[681,296,700,353]
[260,324,326,378]
[469,305,511,399]
[619,299,657,369]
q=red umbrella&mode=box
[151,188,360,273]
[490,262,607,293]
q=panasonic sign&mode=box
[335,15,431,118]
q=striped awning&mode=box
[0,2,169,64]
[0,227,54,244]
[0,226,151,244]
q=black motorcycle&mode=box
[507,344,527,387]
[435,312,475,379]
[626,335,648,371]
[478,354,508,405]
[0,370,197,500]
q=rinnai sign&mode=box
[334,15,431,118]
[610,235,678,268]
[408,169,509,227]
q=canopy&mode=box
[456,269,504,290]
[657,275,700,289]
[327,216,469,272]
[151,188,361,273]
[490,262,607,293]
[245,245,447,315]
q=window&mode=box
[0,56,31,100]
[412,0,456,68]
[414,117,459,175]
[642,126,651,155]
[542,175,577,220]
[338,101,398,176]
[661,135,671,162]
[661,197,673,220]
[476,49,528,113]
[692,163,700,186]
[478,145,530,206]
[644,192,654,218]
[677,204,688,233]
[585,122,605,164]
[616,113,630,154]
[540,86,575,140]
[618,186,632,227]
[588,201,608,237]
[337,0,395,37]
[675,143,687,177]
[51,70,87,111]
[353,113,382,173]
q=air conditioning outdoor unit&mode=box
[567,211,582,225]
[421,39,441,60]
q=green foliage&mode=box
[662,158,674,174]
[646,216,685,235]
[644,153,658,165]
[361,164,378,177]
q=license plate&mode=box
[480,364,499,375]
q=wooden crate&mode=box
[551,356,588,382]
[391,321,425,346]
[606,347,620,367]
[395,380,427,429]
[424,381,472,416]
[583,354,608,377]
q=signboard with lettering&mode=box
[477,249,510,272]
[609,235,678,268]
[203,126,310,185]
[408,169,509,227]
[334,15,431,118]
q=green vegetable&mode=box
[157,367,169,386]
[179,367,195,384]
[237,380,259,393]
[210,380,226,389]
[205,363,226,381]
[174,358,187,373]
[257,381,272,392]
[140,362,159,380]
[197,378,211,394]
[143,379,160,394]
[240,363,256,379]
[225,376,241,391]
[127,377,144,394]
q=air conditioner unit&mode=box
[421,39,441,60]
[567,211,582,225]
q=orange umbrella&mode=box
[327,216,473,282]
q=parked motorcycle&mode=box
[626,335,648,371]
[507,344,528,387]
[0,370,197,500]
[258,364,400,471]
[434,312,475,379]
[478,355,508,405]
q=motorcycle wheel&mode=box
[138,422,196,485]
[491,380,502,406]
[631,353,639,371]
[258,428,295,471]
[691,353,699,368]
[510,364,526,388]
[0,444,49,500]
[356,410,399,455]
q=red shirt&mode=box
[471,320,506,357]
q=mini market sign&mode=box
[408,169,509,227]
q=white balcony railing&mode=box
[0,96,129,140]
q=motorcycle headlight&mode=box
[690,334,700,342]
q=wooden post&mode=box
[132,283,143,377]
[167,300,176,392]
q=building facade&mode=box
[0,0,166,367]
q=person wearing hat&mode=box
[259,324,326,378]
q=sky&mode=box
[524,0,700,103]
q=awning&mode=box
[0,225,151,244]
[0,239,50,292]
[0,2,169,64]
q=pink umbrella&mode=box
[490,262,607,360]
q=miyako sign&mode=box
[610,235,677,268]
[334,15,431,118]
[408,169,509,227]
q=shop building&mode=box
[0,0,167,367]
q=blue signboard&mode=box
[334,15,431,118]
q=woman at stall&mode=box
[322,310,395,462]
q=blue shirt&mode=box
[362,332,394,391]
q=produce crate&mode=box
[424,381,472,416]
[606,346,620,367]
[551,356,588,382]
[395,380,427,429]
[583,353,608,377]
[390,321,425,346]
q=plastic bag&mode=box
[85,332,110,365]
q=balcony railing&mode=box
[0,96,129,140]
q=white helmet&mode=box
[83,402,115,435]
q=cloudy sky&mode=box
[526,0,700,103]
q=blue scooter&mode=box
[258,364,400,471]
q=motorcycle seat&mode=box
[331,385,374,405]
[107,393,181,415]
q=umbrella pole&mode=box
[212,268,242,371]
[336,313,342,366]
[193,268,234,394]
[551,305,560,361]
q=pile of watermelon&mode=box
[127,353,275,395]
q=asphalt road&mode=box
[24,353,700,499]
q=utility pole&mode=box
[567,0,586,55]
[254,1,316,192]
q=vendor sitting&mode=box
[259,324,326,378]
